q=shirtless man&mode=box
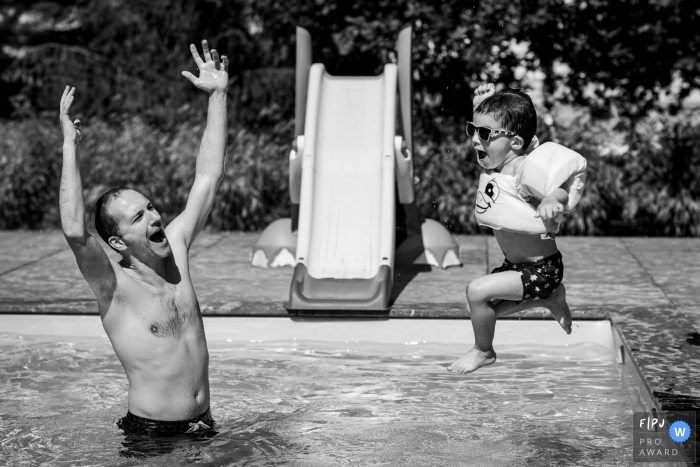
[58,40,228,436]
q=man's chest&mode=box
[114,280,201,338]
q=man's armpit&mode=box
[73,241,117,293]
[98,278,118,300]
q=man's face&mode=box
[471,113,516,170]
[108,190,171,260]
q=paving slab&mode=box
[550,237,669,308]
[0,231,68,275]
[0,249,95,300]
[190,233,291,304]
[678,306,700,333]
[621,237,700,307]
[0,231,684,317]
[612,309,700,410]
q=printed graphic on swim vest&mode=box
[633,411,696,463]
[475,179,500,213]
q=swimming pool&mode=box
[1,315,649,465]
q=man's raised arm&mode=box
[167,40,229,249]
[58,86,115,298]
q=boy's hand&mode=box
[473,83,495,112]
[535,197,565,222]
[181,40,229,94]
[59,86,82,144]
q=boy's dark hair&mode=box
[95,186,131,249]
[475,88,537,150]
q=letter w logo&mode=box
[674,427,686,437]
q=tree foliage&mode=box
[1,0,699,235]
[3,0,697,125]
[0,0,258,125]
[520,0,700,118]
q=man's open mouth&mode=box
[149,228,166,244]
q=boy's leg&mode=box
[447,271,523,374]
[492,283,572,334]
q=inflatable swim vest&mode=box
[515,142,587,211]
[475,170,560,234]
[474,141,587,234]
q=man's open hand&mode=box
[182,40,229,94]
[59,86,82,144]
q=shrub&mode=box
[0,116,292,231]
[2,110,700,236]
[0,120,62,229]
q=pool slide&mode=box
[251,27,461,313]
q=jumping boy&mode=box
[448,84,573,375]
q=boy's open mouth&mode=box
[476,149,488,160]
[149,228,166,244]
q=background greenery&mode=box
[1,0,699,235]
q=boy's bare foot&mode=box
[447,347,497,374]
[541,283,572,334]
[472,83,495,112]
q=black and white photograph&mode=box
[0,0,698,465]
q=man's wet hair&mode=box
[95,186,131,250]
[475,88,537,149]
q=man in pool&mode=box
[58,40,228,436]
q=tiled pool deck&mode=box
[2,231,700,416]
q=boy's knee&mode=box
[466,279,489,304]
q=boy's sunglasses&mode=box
[466,122,518,142]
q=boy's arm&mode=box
[166,40,229,250]
[534,188,569,221]
[59,86,116,300]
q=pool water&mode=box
[0,331,643,466]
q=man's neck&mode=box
[119,254,166,281]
